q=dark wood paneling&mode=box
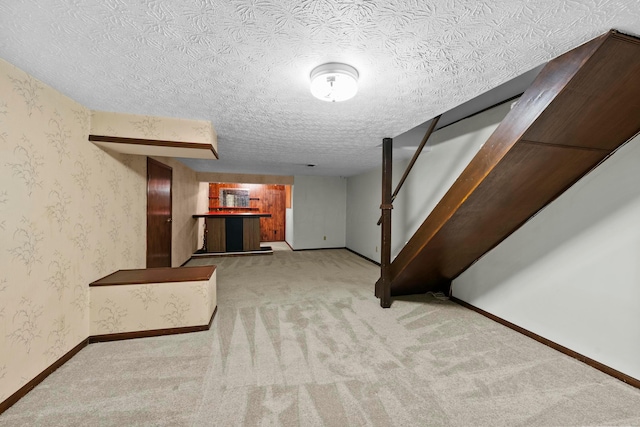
[208,183,286,241]
[389,30,640,296]
[451,297,640,389]
[205,217,226,252]
[243,217,261,251]
[197,213,272,253]
[147,158,172,268]
[261,185,286,241]
[90,265,216,286]
[285,185,292,208]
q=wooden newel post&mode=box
[380,137,393,308]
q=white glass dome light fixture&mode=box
[310,63,359,102]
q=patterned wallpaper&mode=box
[90,274,216,336]
[0,59,148,403]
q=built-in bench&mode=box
[89,265,216,341]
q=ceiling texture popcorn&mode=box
[1,0,639,176]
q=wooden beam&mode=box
[379,137,393,308]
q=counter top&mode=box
[192,211,272,218]
[207,206,260,212]
[90,265,216,286]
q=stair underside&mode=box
[390,30,640,296]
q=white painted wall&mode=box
[345,164,401,263]
[346,101,512,263]
[291,175,347,250]
[285,207,294,248]
[453,134,640,380]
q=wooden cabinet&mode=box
[195,213,270,253]
[205,217,226,252]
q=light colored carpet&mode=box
[2,249,640,426]
[262,241,292,251]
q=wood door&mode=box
[147,158,172,268]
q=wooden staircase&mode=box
[383,30,640,298]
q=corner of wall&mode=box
[0,58,147,404]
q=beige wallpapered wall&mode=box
[0,59,202,402]
[0,58,147,402]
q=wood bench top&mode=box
[90,265,216,287]
[192,212,272,218]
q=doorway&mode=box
[147,158,172,267]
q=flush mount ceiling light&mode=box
[310,63,359,102]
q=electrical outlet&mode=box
[375,246,378,252]
[323,235,326,240]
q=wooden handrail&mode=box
[391,115,441,202]
[377,115,441,225]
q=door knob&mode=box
[167,218,172,223]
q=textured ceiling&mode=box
[1,1,639,177]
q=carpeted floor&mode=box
[2,249,640,426]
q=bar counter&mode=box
[193,212,272,253]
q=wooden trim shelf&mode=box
[89,135,219,159]
[90,265,216,286]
